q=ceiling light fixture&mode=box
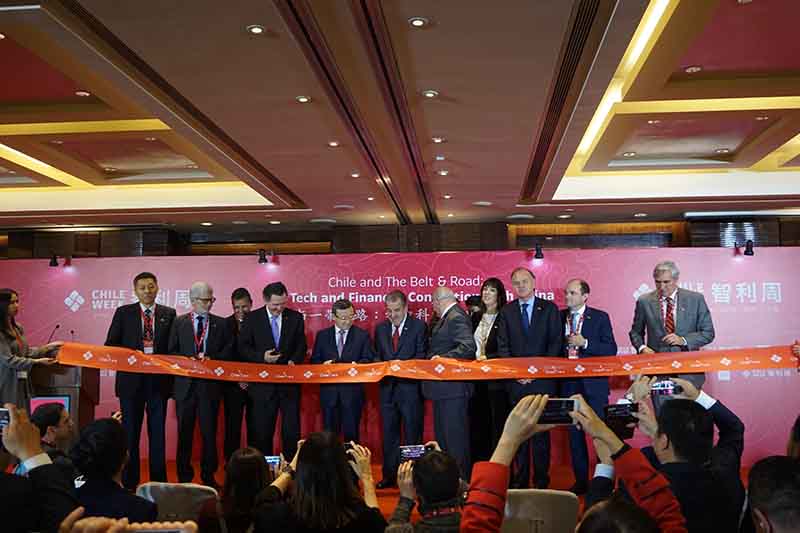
[432,136,445,144]
[435,155,446,161]
[0,33,5,40]
[447,213,454,217]
[350,171,360,178]
[49,254,59,267]
[104,167,117,172]
[246,24,265,35]
[295,95,311,103]
[647,119,661,125]
[50,140,64,145]
[534,243,544,260]
[379,215,386,219]
[507,214,534,220]
[715,148,730,154]
[472,201,492,207]
[634,212,648,218]
[327,141,340,148]
[310,218,336,224]
[258,249,269,264]
[622,152,636,157]
[269,220,281,225]
[684,65,702,74]
[231,220,249,225]
[74,90,91,97]
[437,169,449,176]
[408,16,430,28]
[200,222,213,226]
[422,89,439,99]
[367,196,375,201]
[186,164,198,169]
[557,214,573,219]
[443,194,452,199]
[743,239,755,256]
[334,204,354,210]
[755,115,769,121]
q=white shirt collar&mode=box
[441,301,458,317]
[569,305,586,316]
[518,295,535,306]
[336,327,350,336]
[139,302,155,313]
[393,315,407,333]
[662,289,677,301]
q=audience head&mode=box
[432,286,456,316]
[0,288,20,332]
[384,290,408,327]
[577,494,659,533]
[332,299,355,332]
[748,456,800,533]
[31,402,74,451]
[292,432,362,529]
[653,399,713,465]
[510,267,536,299]
[652,261,679,298]
[189,281,215,315]
[70,418,128,481]
[465,295,482,316]
[222,447,274,517]
[479,277,507,314]
[787,415,800,459]
[565,279,591,311]
[231,287,253,322]
[133,272,159,306]
[263,282,288,317]
[412,451,461,510]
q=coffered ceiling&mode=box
[0,0,798,232]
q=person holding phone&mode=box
[0,288,61,410]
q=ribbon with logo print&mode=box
[56,342,797,384]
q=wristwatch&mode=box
[281,463,295,479]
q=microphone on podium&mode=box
[70,329,76,342]
[46,324,61,343]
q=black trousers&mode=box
[509,380,556,488]
[119,385,167,490]
[175,385,220,483]
[561,379,608,486]
[433,397,471,478]
[248,385,300,459]
[380,392,423,481]
[322,396,364,444]
[222,382,254,461]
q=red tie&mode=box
[392,327,400,352]
[664,297,675,334]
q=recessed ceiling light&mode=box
[715,148,730,154]
[50,140,64,145]
[422,89,439,99]
[472,201,493,207]
[437,169,449,176]
[379,215,386,219]
[0,33,5,40]
[564,208,575,212]
[435,155,446,161]
[269,220,281,225]
[408,16,430,28]
[334,204,354,210]
[7,170,15,174]
[350,171,360,178]
[622,152,636,157]
[75,90,91,97]
[634,213,648,218]
[186,164,198,169]
[557,214,573,219]
[327,141,340,147]
[104,167,117,172]
[684,65,702,74]
[545,236,554,240]
[755,115,769,121]
[144,137,157,142]
[201,222,213,226]
[447,213,454,217]
[432,136,445,144]
[246,24,265,35]
[295,95,311,103]
[647,119,661,125]
[367,196,375,201]
[231,220,249,225]
[507,214,534,220]
[310,218,336,224]
[443,194,452,199]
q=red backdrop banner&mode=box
[3,248,799,466]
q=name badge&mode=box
[144,340,154,355]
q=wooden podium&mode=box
[31,364,100,429]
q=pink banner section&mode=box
[59,342,798,384]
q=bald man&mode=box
[422,286,477,477]
[168,281,234,488]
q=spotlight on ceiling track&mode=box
[49,254,59,267]
[534,243,544,260]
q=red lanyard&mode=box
[193,314,209,354]
[567,312,585,335]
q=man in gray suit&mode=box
[422,286,477,477]
[629,260,715,409]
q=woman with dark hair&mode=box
[0,288,61,409]
[469,277,509,461]
[198,447,275,533]
[254,432,386,532]
[577,493,661,533]
[70,418,157,522]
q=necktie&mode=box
[520,303,531,334]
[392,326,400,352]
[664,297,675,334]
[337,329,345,358]
[571,312,580,335]
[270,314,280,348]
[196,315,205,353]
[143,308,153,342]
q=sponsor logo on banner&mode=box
[64,290,85,312]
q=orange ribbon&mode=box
[57,342,797,384]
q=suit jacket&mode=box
[422,304,477,400]
[629,288,715,353]
[225,314,243,358]
[311,325,374,406]
[168,312,234,402]
[374,315,427,404]
[0,463,79,533]
[105,302,176,398]
[496,297,563,359]
[77,478,158,523]
[560,306,618,399]
[237,306,307,397]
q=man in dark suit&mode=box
[559,278,617,494]
[238,281,306,459]
[629,260,715,411]
[222,287,254,462]
[374,290,427,488]
[423,286,477,477]
[168,281,233,487]
[496,267,562,488]
[104,271,176,489]
[311,299,374,443]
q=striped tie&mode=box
[664,297,675,334]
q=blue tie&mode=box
[520,303,531,334]
[270,314,280,348]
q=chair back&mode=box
[500,488,579,533]
[136,481,219,522]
